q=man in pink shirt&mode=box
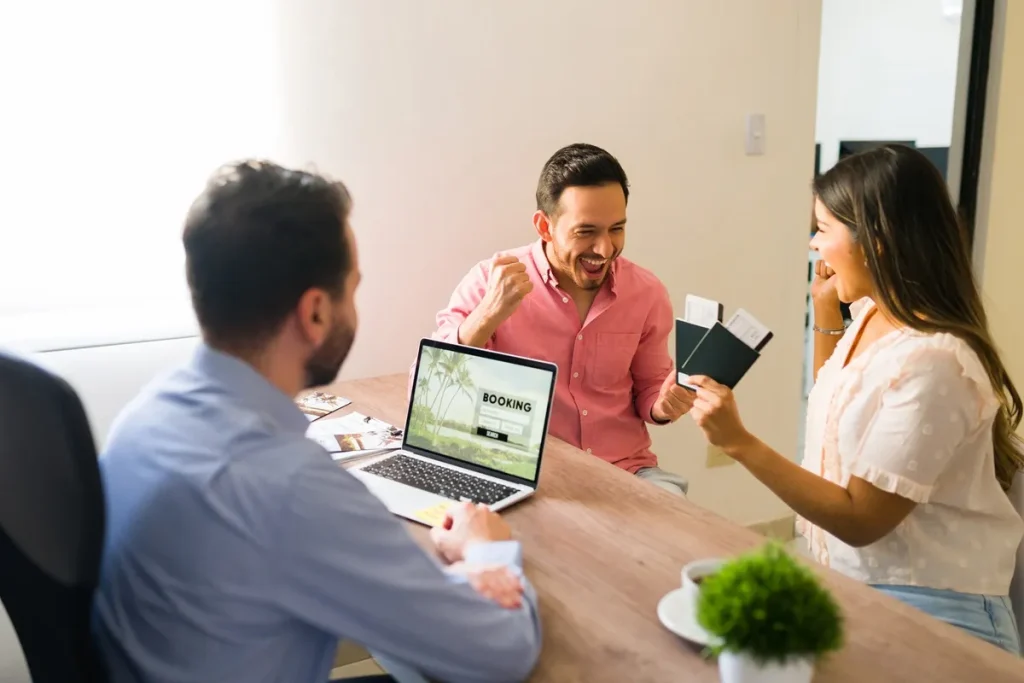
[422,143,694,495]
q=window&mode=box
[0,1,283,351]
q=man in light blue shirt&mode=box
[93,161,542,683]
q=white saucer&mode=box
[657,588,722,647]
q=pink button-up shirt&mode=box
[424,240,673,473]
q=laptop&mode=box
[350,338,557,525]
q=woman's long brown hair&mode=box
[813,144,1023,491]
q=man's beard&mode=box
[304,321,355,389]
[552,245,615,290]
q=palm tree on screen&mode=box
[420,347,443,405]
[434,364,475,439]
[410,374,433,431]
[428,353,469,437]
[411,347,444,433]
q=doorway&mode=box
[799,0,993,455]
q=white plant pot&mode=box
[718,651,814,683]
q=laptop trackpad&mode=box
[353,471,454,518]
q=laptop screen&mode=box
[406,342,556,483]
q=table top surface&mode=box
[326,374,1024,682]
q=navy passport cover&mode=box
[675,320,760,389]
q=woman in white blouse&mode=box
[688,144,1023,653]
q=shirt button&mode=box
[582,410,588,416]
[586,448,593,454]
[563,297,569,303]
[577,334,583,341]
[573,372,579,378]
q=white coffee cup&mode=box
[681,558,724,612]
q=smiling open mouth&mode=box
[579,256,607,278]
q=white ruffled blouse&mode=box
[798,300,1023,594]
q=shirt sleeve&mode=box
[841,346,992,503]
[434,261,492,347]
[407,262,491,399]
[631,281,674,424]
[276,447,541,683]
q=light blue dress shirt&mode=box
[92,345,541,683]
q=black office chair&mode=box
[0,353,107,682]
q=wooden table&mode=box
[328,374,1024,682]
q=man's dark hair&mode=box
[535,143,630,216]
[183,160,352,348]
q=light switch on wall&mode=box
[745,113,765,156]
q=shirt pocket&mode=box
[587,333,641,389]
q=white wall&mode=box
[816,0,962,171]
[30,338,200,447]
[0,614,28,683]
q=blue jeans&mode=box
[873,584,1021,654]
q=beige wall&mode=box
[275,0,822,525]
[975,0,1024,382]
[975,0,1024,625]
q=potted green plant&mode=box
[696,543,844,683]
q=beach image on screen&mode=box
[406,346,553,480]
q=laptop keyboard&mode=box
[363,453,519,505]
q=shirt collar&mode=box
[530,238,620,294]
[190,343,309,435]
[531,239,559,287]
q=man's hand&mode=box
[481,255,533,323]
[651,371,696,424]
[430,502,513,564]
[447,562,524,609]
[458,255,534,348]
[687,375,754,456]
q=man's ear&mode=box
[295,288,331,346]
[533,210,554,243]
